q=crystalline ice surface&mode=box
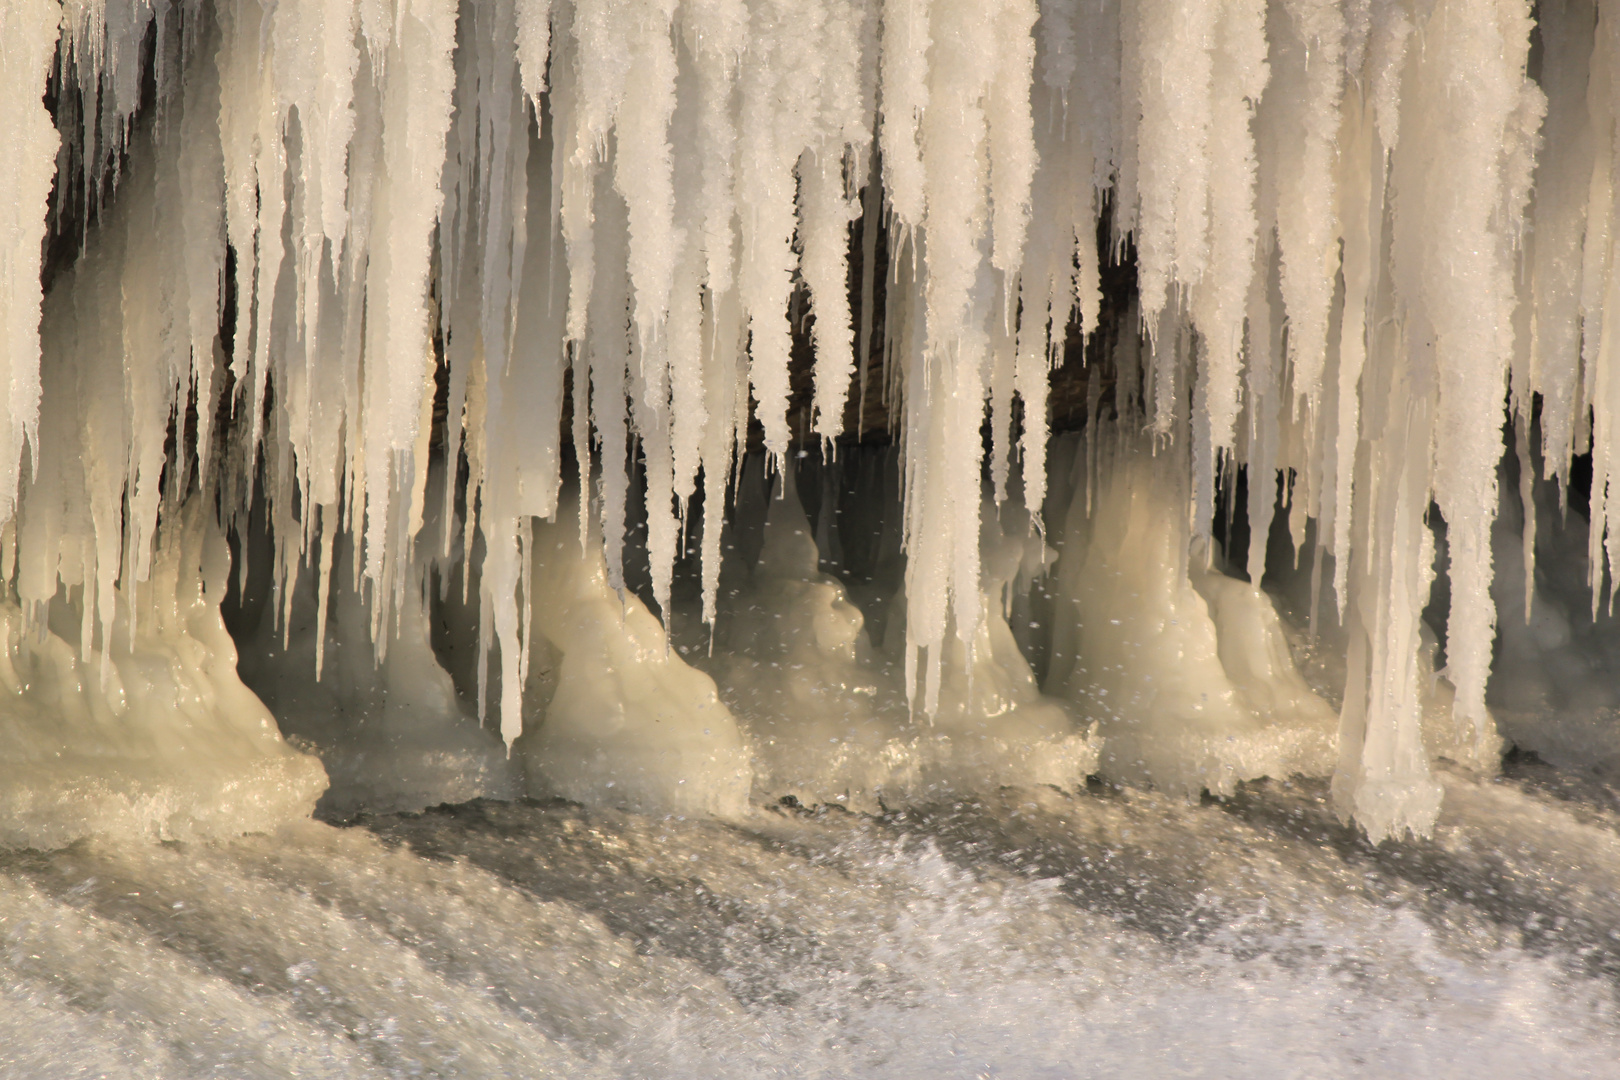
[2,0,1615,846]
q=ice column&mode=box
[0,0,58,529]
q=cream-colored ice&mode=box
[0,508,326,849]
[1047,429,1336,798]
[516,508,752,818]
[3,0,1617,843]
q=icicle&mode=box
[988,0,1037,286]
[676,0,744,625]
[1267,0,1347,420]
[588,164,632,594]
[803,148,859,445]
[1189,0,1267,485]
[1014,297,1050,528]
[357,0,457,597]
[1244,241,1280,591]
[0,0,60,523]
[315,504,338,680]
[1327,40,1386,617]
[879,0,930,232]
[1530,25,1577,465]
[988,288,1017,504]
[613,0,678,402]
[899,0,1022,709]
[631,335,678,626]
[666,240,705,517]
[1126,0,1215,328]
[1406,0,1539,766]
[515,0,553,112]
[737,0,821,465]
[701,292,744,631]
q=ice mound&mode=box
[1047,432,1337,797]
[517,511,752,818]
[0,509,326,849]
[236,541,516,818]
[1488,465,1620,778]
[706,474,918,810]
[700,468,1096,809]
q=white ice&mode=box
[0,0,1616,845]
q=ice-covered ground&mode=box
[2,765,1618,1079]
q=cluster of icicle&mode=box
[1,0,1615,840]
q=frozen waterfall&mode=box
[0,0,1615,850]
[9,1,1620,1075]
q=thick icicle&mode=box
[0,0,58,527]
[1266,0,1346,421]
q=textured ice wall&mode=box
[2,0,1617,839]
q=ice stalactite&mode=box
[9,0,1620,845]
[0,0,58,530]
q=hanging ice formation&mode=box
[3,0,1617,845]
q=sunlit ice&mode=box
[1,1,1619,1075]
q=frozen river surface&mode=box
[3,764,1619,1079]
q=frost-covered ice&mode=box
[4,0,1620,841]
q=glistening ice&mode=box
[2,0,1620,1075]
